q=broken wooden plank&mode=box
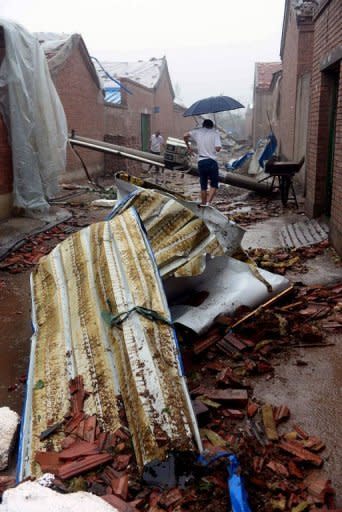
[262,404,278,441]
[197,388,248,406]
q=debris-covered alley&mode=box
[0,3,342,511]
[0,168,341,511]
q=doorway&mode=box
[324,67,339,216]
[141,114,151,152]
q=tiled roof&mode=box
[96,58,164,90]
[255,62,282,90]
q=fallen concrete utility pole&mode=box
[69,134,271,195]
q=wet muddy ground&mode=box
[0,169,341,504]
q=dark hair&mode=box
[202,119,214,129]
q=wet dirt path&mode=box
[0,271,32,414]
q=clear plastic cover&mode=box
[0,19,67,214]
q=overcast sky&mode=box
[0,0,285,107]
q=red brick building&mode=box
[305,0,342,254]
[278,0,315,185]
[38,34,106,181]
[252,62,282,146]
[96,58,194,173]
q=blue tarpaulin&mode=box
[198,452,252,512]
[258,133,277,168]
[225,151,254,171]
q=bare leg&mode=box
[201,190,207,205]
[207,187,218,204]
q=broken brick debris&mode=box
[0,223,79,273]
[35,451,62,474]
[58,450,113,480]
[304,472,335,503]
[293,423,309,440]
[279,441,323,467]
[193,328,222,354]
[274,405,290,424]
[58,439,99,460]
[191,387,248,406]
[247,401,259,418]
[266,460,289,477]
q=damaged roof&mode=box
[255,62,282,91]
[96,57,165,89]
[35,32,101,87]
[19,206,201,480]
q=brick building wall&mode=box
[305,0,342,255]
[103,67,195,176]
[51,45,105,181]
[279,6,299,159]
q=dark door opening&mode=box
[325,68,339,216]
[141,114,151,152]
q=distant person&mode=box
[148,130,164,172]
[184,119,222,205]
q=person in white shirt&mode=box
[148,131,164,171]
[184,119,222,205]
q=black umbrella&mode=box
[183,95,244,117]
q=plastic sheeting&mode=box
[0,19,67,213]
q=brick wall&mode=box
[103,69,195,176]
[280,7,299,160]
[52,45,105,181]
[252,90,275,145]
[305,0,342,255]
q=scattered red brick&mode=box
[193,328,222,354]
[59,440,99,460]
[223,408,244,419]
[192,387,248,406]
[58,453,113,480]
[279,441,323,467]
[111,474,129,500]
[247,401,259,418]
[274,405,290,424]
[35,451,62,474]
[304,473,335,503]
[266,460,289,477]
[293,424,309,440]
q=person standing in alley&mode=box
[148,130,164,172]
[184,119,222,206]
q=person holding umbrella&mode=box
[184,119,222,206]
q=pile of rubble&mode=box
[1,282,340,511]
[247,241,333,275]
[0,222,84,273]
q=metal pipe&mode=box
[69,137,165,168]
[69,134,271,194]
